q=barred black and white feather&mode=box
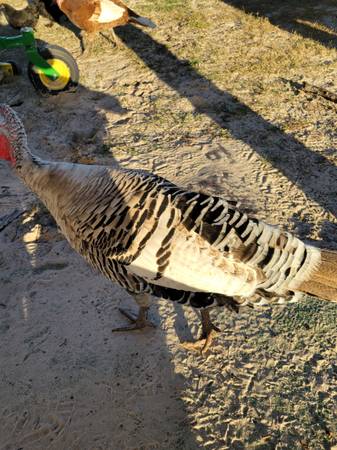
[0,104,336,314]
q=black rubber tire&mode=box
[7,61,21,76]
[27,45,79,96]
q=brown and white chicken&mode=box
[55,0,156,53]
[0,105,336,353]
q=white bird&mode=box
[0,105,336,353]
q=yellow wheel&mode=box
[38,58,71,91]
[28,45,79,96]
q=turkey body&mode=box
[1,104,336,353]
[23,159,322,309]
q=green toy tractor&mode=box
[0,27,79,96]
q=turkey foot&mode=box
[181,309,221,354]
[111,306,156,332]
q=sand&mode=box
[0,1,336,449]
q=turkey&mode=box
[0,104,336,353]
[54,0,156,54]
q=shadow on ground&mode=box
[0,34,201,449]
[116,25,337,219]
[222,0,337,49]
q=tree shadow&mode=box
[0,37,202,450]
[319,219,337,249]
[222,0,337,49]
[173,302,195,343]
[116,25,337,218]
[289,211,337,251]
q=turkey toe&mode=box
[111,307,156,332]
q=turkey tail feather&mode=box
[298,250,337,302]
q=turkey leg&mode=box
[181,308,221,354]
[112,293,156,332]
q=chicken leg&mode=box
[79,31,94,56]
[79,29,118,57]
[99,29,121,47]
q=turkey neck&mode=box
[16,157,121,248]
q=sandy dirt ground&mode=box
[0,1,337,449]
